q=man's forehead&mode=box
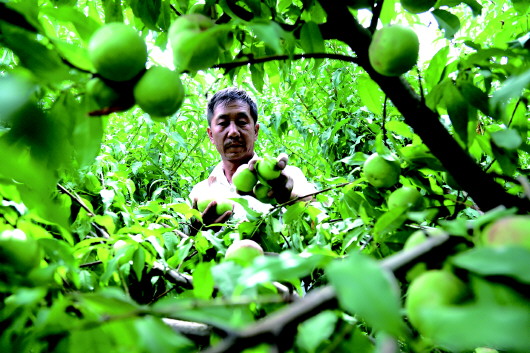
[213,100,251,116]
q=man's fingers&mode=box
[276,153,288,170]
[213,211,233,224]
[248,158,259,172]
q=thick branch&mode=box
[317,0,530,213]
[202,234,452,353]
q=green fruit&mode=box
[225,239,264,266]
[197,197,233,215]
[197,197,214,213]
[0,229,41,274]
[404,228,445,250]
[481,215,530,249]
[254,183,275,204]
[133,66,185,117]
[363,153,401,188]
[405,270,468,332]
[88,23,147,81]
[232,164,258,192]
[388,187,424,210]
[256,156,281,181]
[86,78,135,111]
[400,0,436,13]
[215,199,234,215]
[169,14,221,72]
[368,25,419,77]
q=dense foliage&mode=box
[1,0,529,352]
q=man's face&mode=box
[208,100,259,163]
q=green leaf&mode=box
[300,21,325,54]
[462,0,483,16]
[326,252,406,337]
[424,46,450,90]
[102,0,124,23]
[283,202,307,225]
[490,129,523,150]
[296,311,338,353]
[0,23,71,83]
[135,316,194,352]
[419,303,530,352]
[357,75,384,115]
[457,81,490,117]
[511,0,530,14]
[451,246,530,283]
[248,20,285,54]
[373,209,408,241]
[132,247,146,281]
[193,261,215,299]
[39,6,101,42]
[432,9,461,39]
[129,0,162,30]
[490,68,530,116]
[443,82,472,145]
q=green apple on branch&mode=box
[363,153,401,188]
[387,186,425,211]
[88,22,147,82]
[368,25,419,77]
[133,66,185,118]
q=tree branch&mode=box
[213,53,358,71]
[202,233,452,353]
[316,0,530,213]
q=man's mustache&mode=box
[225,140,245,148]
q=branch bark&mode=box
[202,233,452,353]
[317,0,530,213]
[213,53,357,71]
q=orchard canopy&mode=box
[1,0,530,352]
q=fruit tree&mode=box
[0,0,529,352]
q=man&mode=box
[189,87,316,232]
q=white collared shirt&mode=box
[189,155,316,222]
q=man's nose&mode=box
[227,122,240,137]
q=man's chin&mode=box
[223,150,252,162]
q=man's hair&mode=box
[206,88,258,126]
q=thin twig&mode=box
[213,53,358,72]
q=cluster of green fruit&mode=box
[402,215,530,351]
[232,156,283,204]
[197,196,234,216]
[86,22,184,118]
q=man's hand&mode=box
[190,199,233,235]
[249,153,294,204]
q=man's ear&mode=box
[207,127,214,143]
[254,123,260,138]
